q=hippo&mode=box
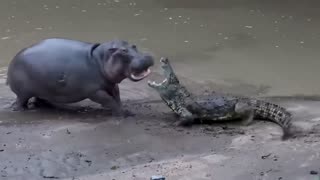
[6,38,154,116]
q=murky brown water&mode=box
[1,0,320,96]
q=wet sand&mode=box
[1,0,320,180]
[0,77,320,180]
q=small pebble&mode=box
[1,37,10,40]
[111,166,119,170]
[261,153,272,159]
[310,170,318,175]
[150,175,165,180]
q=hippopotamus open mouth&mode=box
[128,54,154,81]
[130,68,151,81]
[99,40,154,83]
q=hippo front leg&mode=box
[110,85,135,117]
[112,84,121,106]
[89,90,124,117]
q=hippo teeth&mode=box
[130,68,151,80]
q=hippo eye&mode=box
[108,48,118,53]
[132,45,137,49]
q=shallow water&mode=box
[1,0,320,96]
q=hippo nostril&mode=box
[120,48,128,53]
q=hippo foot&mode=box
[31,98,55,109]
[122,109,136,118]
[111,109,135,118]
[11,102,28,111]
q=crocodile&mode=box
[147,57,295,140]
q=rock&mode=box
[150,175,165,180]
[310,170,318,175]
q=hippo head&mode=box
[94,40,154,83]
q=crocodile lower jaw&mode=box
[148,78,167,86]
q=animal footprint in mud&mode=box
[37,151,87,179]
[39,159,69,179]
[62,152,83,166]
[62,152,93,169]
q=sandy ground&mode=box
[0,70,320,180]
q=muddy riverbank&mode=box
[1,0,320,179]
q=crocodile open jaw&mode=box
[147,57,169,87]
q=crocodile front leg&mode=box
[165,100,195,127]
[174,106,195,127]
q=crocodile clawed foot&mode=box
[173,119,194,127]
[281,125,299,141]
[240,110,254,126]
[282,130,295,141]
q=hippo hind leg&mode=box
[11,93,32,111]
[9,83,32,111]
[8,68,34,111]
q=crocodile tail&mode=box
[251,99,294,140]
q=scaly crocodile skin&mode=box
[148,58,294,140]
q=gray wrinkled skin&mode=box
[148,58,294,140]
[7,38,154,116]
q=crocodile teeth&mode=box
[162,79,167,84]
[148,80,155,84]
[148,80,159,86]
[148,79,167,86]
